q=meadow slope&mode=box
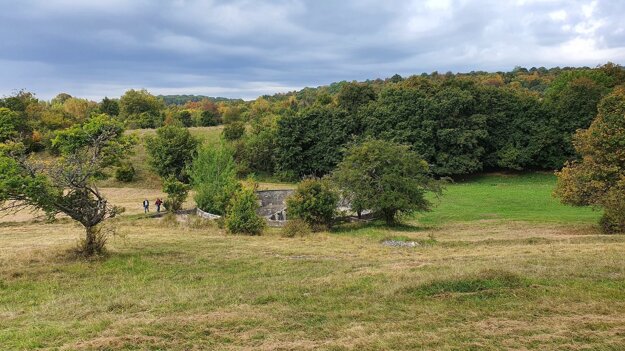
[2,174,623,350]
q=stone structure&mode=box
[194,189,294,226]
[255,189,294,226]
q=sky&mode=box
[1,0,624,101]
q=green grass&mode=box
[417,172,601,225]
[1,173,623,350]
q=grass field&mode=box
[1,173,624,350]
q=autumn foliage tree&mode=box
[554,86,625,233]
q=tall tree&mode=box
[554,87,625,233]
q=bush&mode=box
[286,178,338,231]
[281,219,311,238]
[190,144,240,215]
[115,162,135,182]
[222,122,245,141]
[162,178,189,212]
[225,187,265,235]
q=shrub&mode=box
[281,219,311,238]
[222,121,245,141]
[115,162,135,182]
[190,144,240,215]
[225,187,265,235]
[162,178,189,212]
[286,178,338,231]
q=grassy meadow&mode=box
[2,170,625,350]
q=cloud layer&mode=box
[1,0,624,100]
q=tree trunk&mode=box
[83,226,98,256]
[383,209,396,226]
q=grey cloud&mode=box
[0,0,623,100]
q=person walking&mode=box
[143,199,150,213]
[155,198,163,213]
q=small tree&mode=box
[286,178,339,231]
[0,115,134,256]
[554,87,625,233]
[162,178,189,212]
[332,138,443,225]
[145,125,199,182]
[225,187,265,235]
[190,144,240,215]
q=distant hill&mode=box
[157,95,244,106]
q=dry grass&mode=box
[1,174,622,349]
[1,217,624,350]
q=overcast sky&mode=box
[1,0,624,101]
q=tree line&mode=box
[231,63,625,179]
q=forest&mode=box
[2,63,624,183]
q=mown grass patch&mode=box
[407,269,531,299]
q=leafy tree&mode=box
[62,98,97,122]
[238,115,278,174]
[100,97,120,117]
[199,109,220,126]
[475,86,550,170]
[162,177,189,212]
[275,106,356,179]
[332,138,443,225]
[362,83,489,175]
[554,87,625,233]
[179,110,193,127]
[0,108,25,143]
[190,144,240,215]
[225,186,265,235]
[145,125,199,182]
[286,178,339,230]
[337,82,376,113]
[51,93,72,105]
[222,121,245,141]
[119,89,164,129]
[0,115,134,255]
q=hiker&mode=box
[155,198,163,213]
[143,199,150,213]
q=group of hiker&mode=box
[142,198,163,213]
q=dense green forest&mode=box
[1,63,624,180]
[157,95,243,106]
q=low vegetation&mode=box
[286,178,339,231]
